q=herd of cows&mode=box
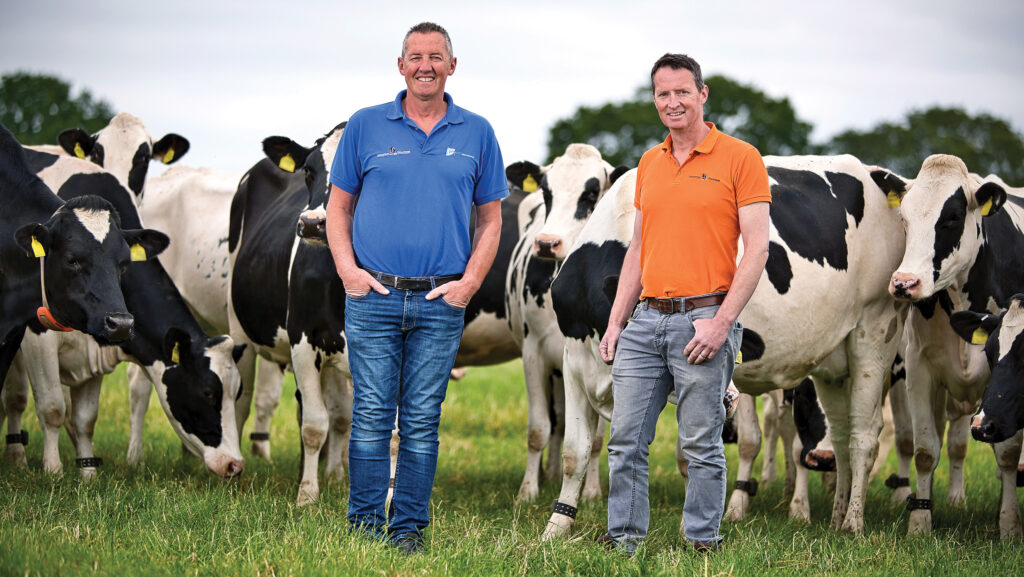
[0,112,1022,541]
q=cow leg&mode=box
[518,340,554,502]
[779,397,798,496]
[870,390,895,483]
[291,344,328,506]
[251,358,285,461]
[760,391,781,484]
[905,358,946,536]
[992,432,1024,540]
[232,343,258,442]
[887,378,914,504]
[2,359,29,467]
[789,430,811,522]
[725,392,759,522]
[68,376,103,480]
[581,416,605,500]
[20,335,65,475]
[126,363,152,465]
[322,370,352,484]
[944,411,971,509]
[812,378,853,531]
[544,372,566,482]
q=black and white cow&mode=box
[504,144,625,502]
[2,149,244,478]
[0,124,160,391]
[124,165,287,463]
[881,155,1024,539]
[57,112,189,197]
[544,155,909,538]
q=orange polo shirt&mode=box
[635,123,771,299]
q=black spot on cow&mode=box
[912,290,954,321]
[573,177,602,220]
[464,187,525,325]
[932,188,968,283]
[962,201,1024,315]
[551,240,628,341]
[764,241,793,294]
[827,171,865,225]
[523,257,558,309]
[128,144,149,195]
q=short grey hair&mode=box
[650,53,704,93]
[402,22,454,59]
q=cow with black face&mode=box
[58,112,189,197]
[880,155,1024,539]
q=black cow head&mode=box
[14,194,168,344]
[950,294,1024,444]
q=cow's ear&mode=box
[949,310,1001,345]
[232,343,248,364]
[870,169,909,207]
[57,128,96,159]
[739,328,765,362]
[505,161,543,193]
[163,327,194,366]
[609,165,630,185]
[975,181,1007,217]
[14,223,50,258]
[152,133,190,165]
[262,136,312,174]
[122,229,170,261]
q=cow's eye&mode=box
[64,256,81,270]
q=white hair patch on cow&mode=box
[73,208,111,243]
[998,300,1024,362]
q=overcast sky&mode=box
[3,1,1022,178]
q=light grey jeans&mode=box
[607,301,742,551]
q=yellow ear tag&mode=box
[31,237,46,258]
[971,328,988,346]
[130,244,147,262]
[887,191,901,207]
[278,154,296,173]
[171,342,180,364]
[73,143,86,159]
[162,148,175,164]
[980,198,993,216]
[523,174,538,193]
[735,350,743,364]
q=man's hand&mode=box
[426,279,474,308]
[340,267,390,298]
[684,316,730,365]
[600,324,623,365]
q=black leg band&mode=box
[76,457,103,468]
[906,493,932,511]
[552,500,578,519]
[884,474,910,489]
[249,432,271,441]
[6,430,28,446]
[735,479,759,497]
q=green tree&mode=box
[545,74,814,166]
[824,107,1024,184]
[0,71,115,145]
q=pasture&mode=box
[2,361,1021,576]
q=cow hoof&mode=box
[946,492,966,509]
[5,446,27,467]
[251,440,272,461]
[80,468,98,481]
[516,484,539,503]
[324,467,346,484]
[890,487,911,505]
[296,484,319,506]
[840,516,863,535]
[789,500,810,522]
[43,461,63,476]
[541,514,573,541]
[582,484,603,501]
[125,444,143,466]
[907,510,931,535]
[724,491,749,522]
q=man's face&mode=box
[399,32,456,102]
[652,67,708,133]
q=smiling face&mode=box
[652,66,708,134]
[398,31,456,102]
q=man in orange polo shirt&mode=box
[598,53,771,555]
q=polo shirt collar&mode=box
[386,90,465,125]
[659,121,720,155]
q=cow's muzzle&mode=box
[104,312,135,343]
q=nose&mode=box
[534,235,562,260]
[224,458,244,477]
[296,213,326,242]
[971,420,996,443]
[803,449,837,472]
[890,273,920,299]
[104,312,134,342]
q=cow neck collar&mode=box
[36,254,73,332]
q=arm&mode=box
[684,201,770,364]
[426,198,503,307]
[325,184,388,296]
[599,210,644,364]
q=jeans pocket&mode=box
[439,296,468,312]
[346,290,372,302]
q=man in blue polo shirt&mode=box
[325,22,508,554]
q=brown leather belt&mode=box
[363,268,462,291]
[644,293,726,314]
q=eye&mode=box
[64,255,81,270]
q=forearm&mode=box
[714,245,768,326]
[607,240,643,331]
[461,200,502,292]
[325,185,359,278]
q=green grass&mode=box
[2,361,1022,576]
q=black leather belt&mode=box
[644,293,726,314]
[363,268,462,291]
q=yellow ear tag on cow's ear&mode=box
[523,174,538,193]
[171,342,180,364]
[278,154,296,173]
[162,148,175,164]
[735,350,743,364]
[130,244,147,262]
[887,191,901,207]
[73,143,86,159]
[31,237,46,258]
[971,327,989,346]
[980,198,993,216]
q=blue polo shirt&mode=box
[330,91,508,278]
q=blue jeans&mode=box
[607,301,742,551]
[344,289,465,541]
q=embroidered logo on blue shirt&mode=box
[446,147,456,156]
[376,146,411,158]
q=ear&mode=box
[57,128,96,159]
[121,229,170,261]
[163,327,193,366]
[262,136,313,174]
[949,310,1001,345]
[975,181,1007,217]
[870,169,909,207]
[505,161,543,193]
[15,223,50,258]
[609,165,630,185]
[232,343,248,364]
[739,328,766,362]
[152,133,190,165]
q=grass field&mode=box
[2,360,1022,576]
